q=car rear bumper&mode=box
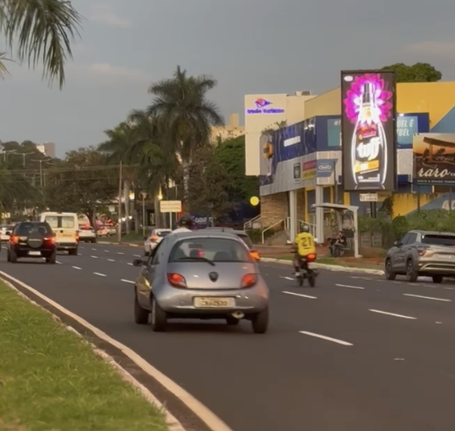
[418,261,455,275]
[56,243,78,250]
[157,285,269,315]
[14,247,55,257]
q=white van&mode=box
[40,212,79,255]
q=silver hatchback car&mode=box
[133,231,269,333]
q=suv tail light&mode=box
[45,236,56,244]
[10,235,19,244]
[305,253,316,262]
[167,273,187,288]
[241,273,257,288]
[417,247,427,256]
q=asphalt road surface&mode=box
[2,242,455,431]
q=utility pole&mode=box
[117,161,122,243]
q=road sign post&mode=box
[160,200,182,229]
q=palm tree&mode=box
[146,65,224,202]
[1,0,82,88]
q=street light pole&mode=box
[140,192,147,237]
[117,161,122,243]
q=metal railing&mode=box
[261,218,289,244]
[244,214,261,230]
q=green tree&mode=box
[1,0,82,88]
[381,62,442,83]
[146,65,224,201]
[214,135,259,204]
[45,147,117,222]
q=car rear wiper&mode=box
[177,256,215,266]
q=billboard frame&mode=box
[340,69,397,192]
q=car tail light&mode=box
[250,250,260,261]
[241,273,257,288]
[150,235,158,241]
[167,273,187,288]
[10,235,19,244]
[305,253,316,262]
[45,236,56,243]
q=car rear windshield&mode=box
[15,223,52,236]
[421,234,455,246]
[237,233,253,249]
[45,215,75,229]
[169,238,252,263]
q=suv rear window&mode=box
[15,223,52,236]
[45,216,75,229]
[421,234,455,246]
[237,233,253,249]
[169,238,252,263]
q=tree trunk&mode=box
[123,180,130,234]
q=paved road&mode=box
[2,242,455,431]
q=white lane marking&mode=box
[403,293,451,302]
[282,291,317,300]
[92,248,96,250]
[336,283,364,290]
[127,263,133,266]
[117,252,124,255]
[0,272,232,431]
[443,287,455,290]
[299,331,353,346]
[108,259,115,262]
[56,261,62,265]
[121,279,135,284]
[436,321,443,324]
[280,276,294,281]
[133,254,141,257]
[350,276,372,280]
[94,272,106,277]
[369,309,417,320]
[72,266,81,270]
[90,255,98,259]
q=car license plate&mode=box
[28,251,41,256]
[194,297,234,308]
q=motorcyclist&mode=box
[172,213,194,233]
[292,224,316,275]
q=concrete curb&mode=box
[260,257,385,276]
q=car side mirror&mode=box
[133,259,144,267]
[250,250,260,261]
[394,241,401,247]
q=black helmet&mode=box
[178,214,194,228]
[300,224,310,233]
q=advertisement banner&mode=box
[316,158,336,185]
[302,160,316,180]
[413,133,455,185]
[341,70,396,191]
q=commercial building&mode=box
[210,113,245,144]
[36,142,56,158]
[246,81,455,241]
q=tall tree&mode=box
[146,65,224,202]
[381,63,442,83]
[1,0,82,88]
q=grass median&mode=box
[0,282,169,431]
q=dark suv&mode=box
[7,221,57,264]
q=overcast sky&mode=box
[1,0,454,157]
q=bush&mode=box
[359,209,455,247]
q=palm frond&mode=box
[4,0,82,89]
[0,52,11,78]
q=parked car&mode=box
[6,221,57,264]
[143,229,172,256]
[385,230,455,282]
[133,231,269,333]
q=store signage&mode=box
[246,98,285,115]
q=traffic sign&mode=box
[359,193,378,202]
[160,200,182,213]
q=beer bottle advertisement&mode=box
[341,71,397,192]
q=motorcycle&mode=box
[295,253,318,287]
